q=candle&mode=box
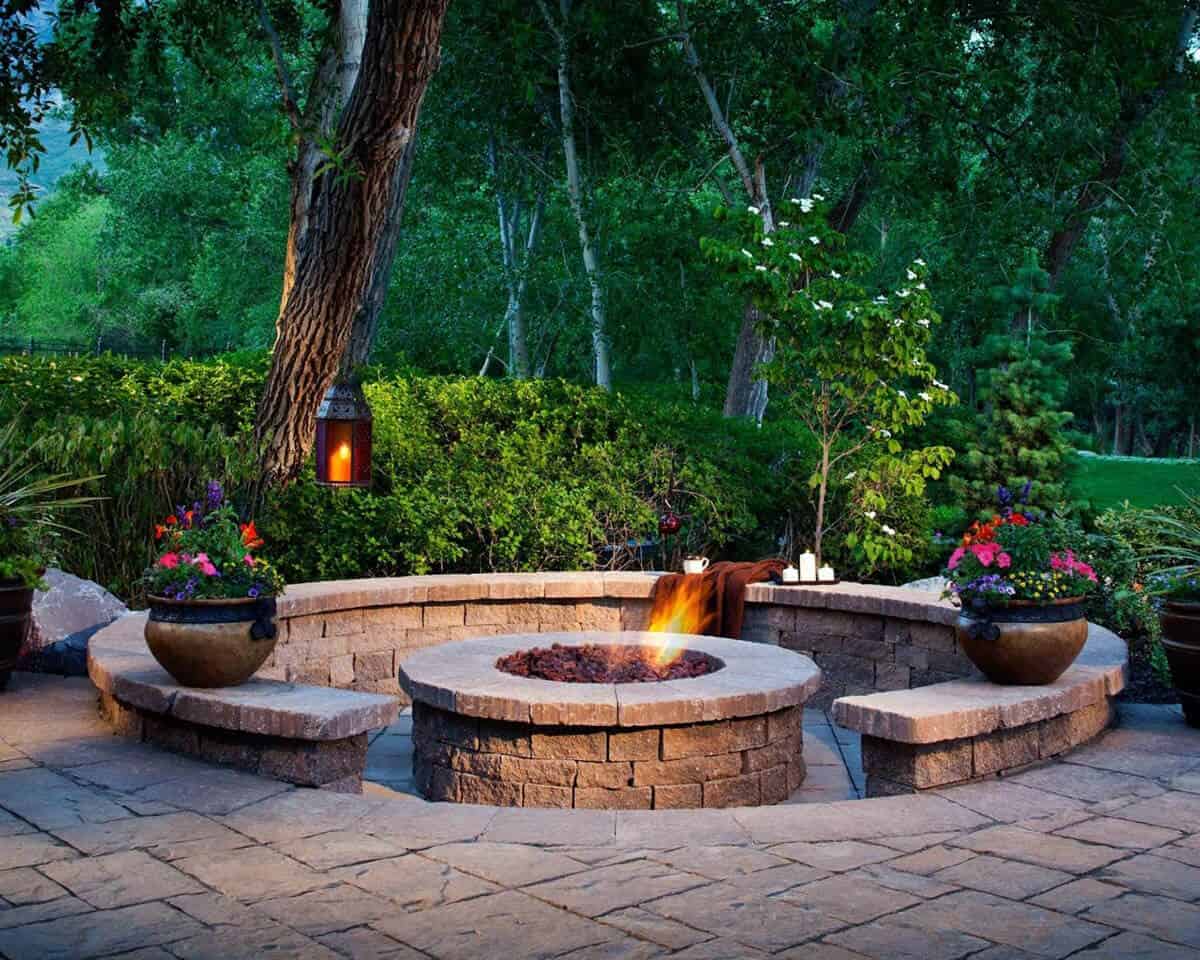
[798,552,817,582]
[818,565,836,582]
[329,441,352,483]
[782,565,799,583]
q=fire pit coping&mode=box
[398,631,822,728]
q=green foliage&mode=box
[703,202,956,574]
[264,376,809,583]
[950,334,1079,518]
[0,416,104,589]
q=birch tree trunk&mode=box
[489,137,545,379]
[256,0,451,482]
[539,0,611,390]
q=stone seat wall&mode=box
[263,574,975,711]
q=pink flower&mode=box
[193,552,219,577]
[948,547,966,570]
[969,542,1002,567]
[243,554,256,568]
[997,552,1012,569]
[158,553,180,569]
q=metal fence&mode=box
[0,335,222,361]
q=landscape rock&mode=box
[20,569,128,676]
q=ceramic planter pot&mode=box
[0,578,34,692]
[1159,600,1200,728]
[145,595,278,688]
[956,597,1088,686]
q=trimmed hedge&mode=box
[5,355,814,597]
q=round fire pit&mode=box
[399,631,821,810]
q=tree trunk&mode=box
[541,0,610,390]
[256,0,451,483]
[341,131,419,374]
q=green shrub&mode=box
[263,377,809,582]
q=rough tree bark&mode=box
[539,0,611,391]
[255,0,451,482]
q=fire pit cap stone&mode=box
[398,631,821,728]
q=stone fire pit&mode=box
[399,631,821,809]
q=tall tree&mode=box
[537,0,611,390]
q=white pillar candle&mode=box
[818,565,836,582]
[798,552,817,582]
[781,565,799,583]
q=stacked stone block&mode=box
[861,699,1115,796]
[412,701,806,809]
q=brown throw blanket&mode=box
[649,559,787,640]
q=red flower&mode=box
[240,522,264,550]
[154,524,166,541]
[1008,513,1029,526]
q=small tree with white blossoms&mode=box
[703,198,957,570]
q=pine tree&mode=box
[951,253,1077,517]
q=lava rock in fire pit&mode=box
[496,642,721,684]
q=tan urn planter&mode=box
[145,596,278,688]
[1160,600,1200,728]
[0,578,34,691]
[956,597,1088,686]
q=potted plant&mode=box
[1143,494,1200,726]
[1,419,101,691]
[142,481,284,688]
[943,485,1098,685]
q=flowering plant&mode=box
[142,482,284,602]
[1146,569,1200,603]
[943,484,1097,609]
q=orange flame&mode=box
[647,576,707,666]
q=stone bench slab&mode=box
[89,614,397,741]
[832,624,1127,745]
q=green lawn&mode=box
[1073,455,1200,510]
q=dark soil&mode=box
[496,643,721,684]
[1117,654,1178,704]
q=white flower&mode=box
[897,389,907,398]
[747,205,760,214]
[809,236,821,245]
[865,510,877,520]
[800,200,814,213]
[919,317,932,328]
[881,524,897,536]
[741,249,754,259]
[914,257,926,265]
[755,265,768,272]
[874,295,887,304]
[816,300,833,310]
[919,391,932,402]
[906,269,917,280]
[830,269,842,279]
[789,252,803,263]
[917,282,926,290]
[892,318,904,327]
[845,471,857,481]
[813,192,825,200]
[761,237,774,247]
[897,289,911,298]
[879,428,893,438]
[789,197,801,204]
[933,379,949,391]
[778,220,790,227]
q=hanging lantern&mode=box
[315,382,372,488]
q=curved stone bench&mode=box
[88,614,397,793]
[257,574,977,711]
[88,573,1129,798]
[832,624,1128,796]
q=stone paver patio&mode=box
[3,674,1200,959]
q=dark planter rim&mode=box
[147,595,264,607]
[1162,599,1200,613]
[961,596,1086,625]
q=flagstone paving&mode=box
[2,674,1200,959]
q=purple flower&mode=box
[206,481,224,509]
[247,586,260,599]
